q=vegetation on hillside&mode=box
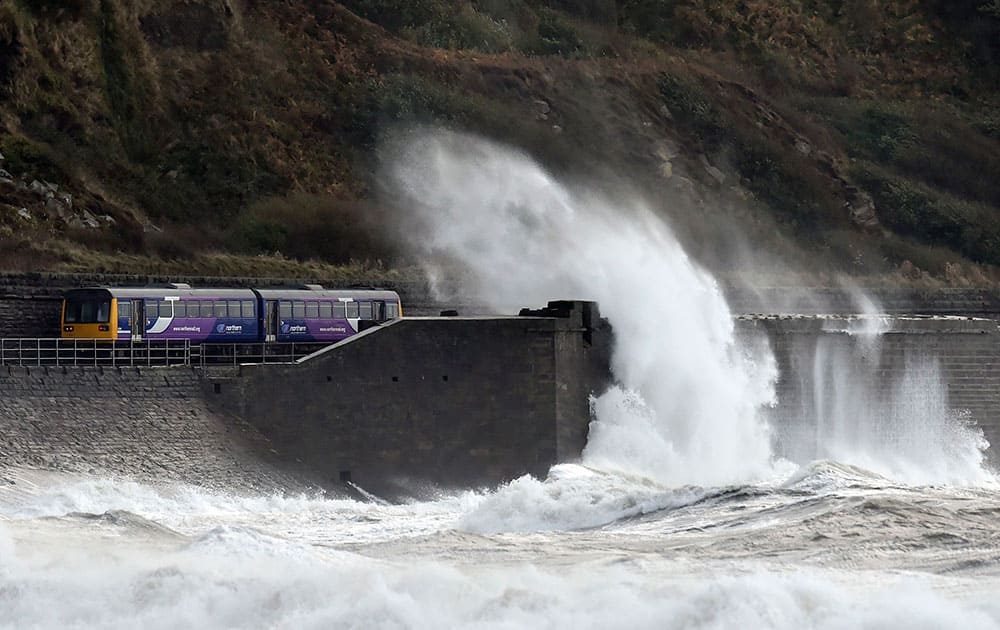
[0,0,997,285]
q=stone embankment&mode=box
[0,364,313,492]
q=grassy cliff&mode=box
[0,0,997,285]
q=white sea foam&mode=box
[1,530,997,630]
[388,129,777,488]
[458,464,709,534]
[0,475,476,545]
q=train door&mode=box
[265,300,278,342]
[130,299,144,341]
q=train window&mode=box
[241,301,255,318]
[386,303,399,319]
[305,301,319,319]
[319,302,332,318]
[65,299,112,324]
[214,301,228,317]
[346,302,359,318]
[200,301,214,318]
[359,302,373,320]
[279,301,292,319]
[174,301,187,318]
[293,301,306,318]
[158,301,173,318]
[228,300,242,317]
[333,302,346,319]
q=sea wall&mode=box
[741,316,1000,468]
[206,302,611,495]
[0,301,612,495]
[0,364,306,490]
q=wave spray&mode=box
[387,129,777,487]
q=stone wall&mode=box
[0,364,309,491]
[206,302,612,496]
[0,279,62,337]
[741,316,1000,468]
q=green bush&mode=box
[230,194,399,264]
[853,164,1000,265]
[339,0,443,32]
[17,0,89,20]
[656,73,727,148]
[137,142,287,223]
[526,10,582,55]
[616,0,691,44]
[0,134,64,181]
[734,138,836,236]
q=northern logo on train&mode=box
[215,323,226,334]
[280,323,291,334]
[216,323,244,334]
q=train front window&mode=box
[64,300,111,324]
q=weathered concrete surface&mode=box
[206,302,612,496]
[0,365,314,491]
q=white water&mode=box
[3,130,1000,628]
[3,468,1000,629]
[389,129,776,488]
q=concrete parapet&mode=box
[206,301,612,495]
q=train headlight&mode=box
[64,326,74,332]
[98,325,109,332]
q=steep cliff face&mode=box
[0,0,997,283]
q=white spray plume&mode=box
[387,129,777,487]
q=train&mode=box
[60,284,402,344]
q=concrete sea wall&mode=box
[0,301,612,494]
[0,364,307,490]
[206,303,611,495]
[742,316,1000,468]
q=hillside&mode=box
[0,0,998,286]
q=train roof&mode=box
[65,287,257,299]
[64,287,401,301]
[255,289,400,300]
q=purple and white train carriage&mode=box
[60,284,402,343]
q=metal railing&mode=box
[0,338,192,367]
[194,343,326,367]
[0,339,333,368]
